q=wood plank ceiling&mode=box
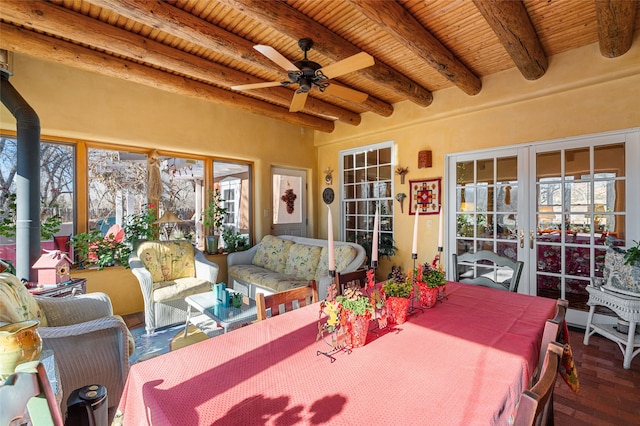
[1,0,638,132]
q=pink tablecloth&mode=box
[118,282,556,425]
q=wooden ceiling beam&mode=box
[0,0,360,125]
[87,0,393,117]
[472,0,548,80]
[595,0,637,58]
[0,23,334,133]
[216,0,432,109]
[347,0,482,96]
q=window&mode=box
[0,136,75,265]
[214,160,251,244]
[88,148,148,235]
[341,142,394,260]
[1,133,254,259]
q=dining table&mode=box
[118,281,557,425]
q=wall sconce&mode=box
[418,150,432,168]
[395,166,409,184]
[324,167,333,185]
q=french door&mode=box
[446,129,639,327]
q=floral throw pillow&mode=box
[315,245,358,282]
[252,235,294,274]
[284,244,322,280]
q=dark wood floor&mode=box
[122,313,639,424]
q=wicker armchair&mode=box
[129,241,219,334]
[0,273,132,425]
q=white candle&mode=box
[328,206,335,271]
[371,206,379,264]
[412,206,419,255]
[438,207,444,249]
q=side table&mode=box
[184,290,257,336]
[583,285,640,369]
[28,278,87,298]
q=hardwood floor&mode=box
[122,314,639,424]
[554,327,640,425]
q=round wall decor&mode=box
[322,188,335,205]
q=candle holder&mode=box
[366,263,389,337]
[408,253,423,316]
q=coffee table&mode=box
[184,290,257,337]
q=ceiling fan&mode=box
[231,38,375,112]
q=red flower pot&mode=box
[419,284,439,308]
[386,296,410,325]
[346,312,369,348]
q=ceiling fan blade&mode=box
[289,91,309,112]
[323,83,369,103]
[231,81,283,90]
[254,45,300,71]
[319,52,375,79]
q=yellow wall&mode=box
[315,38,640,279]
[0,54,317,240]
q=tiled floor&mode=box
[122,313,640,424]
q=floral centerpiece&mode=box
[336,285,374,348]
[382,267,412,325]
[415,255,446,307]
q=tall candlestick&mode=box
[371,206,379,264]
[328,206,335,271]
[412,206,419,255]
[437,207,444,249]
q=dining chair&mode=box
[513,341,564,426]
[533,299,569,383]
[255,281,318,321]
[452,250,524,292]
[336,269,367,295]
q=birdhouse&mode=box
[32,250,73,285]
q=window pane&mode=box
[1,137,75,265]
[216,161,251,250]
[88,148,147,234]
[158,156,204,242]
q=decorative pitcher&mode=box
[0,320,42,379]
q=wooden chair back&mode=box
[534,299,569,382]
[256,281,318,321]
[452,250,524,292]
[336,269,368,295]
[513,341,564,426]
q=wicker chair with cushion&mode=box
[0,272,133,424]
[129,240,219,334]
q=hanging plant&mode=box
[281,188,297,214]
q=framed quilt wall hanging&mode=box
[409,178,441,215]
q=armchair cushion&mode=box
[137,241,196,282]
[152,277,211,303]
[0,273,48,326]
[252,235,294,273]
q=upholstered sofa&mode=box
[129,241,219,334]
[227,235,366,300]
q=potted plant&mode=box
[202,189,228,254]
[382,267,413,325]
[221,226,249,253]
[418,258,445,308]
[70,230,102,269]
[124,203,157,248]
[229,292,243,308]
[336,285,374,348]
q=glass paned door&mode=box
[532,140,629,325]
[450,148,526,285]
